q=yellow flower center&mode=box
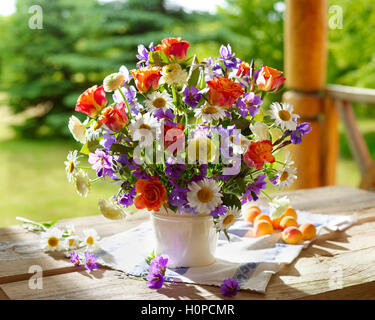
[152,97,166,109]
[278,110,291,121]
[86,236,94,246]
[139,123,151,130]
[48,236,59,248]
[197,187,213,203]
[93,121,102,130]
[223,214,235,226]
[203,105,218,114]
[280,171,289,182]
[68,238,75,247]
[68,161,75,173]
[164,64,181,74]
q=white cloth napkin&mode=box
[96,208,356,293]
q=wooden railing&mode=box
[326,84,375,190]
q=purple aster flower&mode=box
[290,122,312,144]
[236,92,262,118]
[114,153,129,166]
[269,175,279,186]
[203,57,223,81]
[220,278,239,297]
[118,187,136,207]
[100,132,116,151]
[154,108,175,121]
[146,255,169,289]
[210,205,227,217]
[182,86,202,108]
[132,167,152,180]
[136,44,149,63]
[241,174,267,204]
[190,164,208,183]
[179,204,198,215]
[84,251,98,272]
[219,44,241,69]
[70,251,81,266]
[88,149,115,178]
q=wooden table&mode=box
[1,186,375,300]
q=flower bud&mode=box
[103,73,125,92]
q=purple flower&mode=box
[290,122,312,144]
[269,175,279,186]
[220,278,239,297]
[146,255,169,289]
[182,86,202,108]
[165,163,186,180]
[132,167,152,180]
[169,186,188,208]
[190,164,208,183]
[154,108,175,121]
[112,85,140,116]
[88,149,115,178]
[210,205,227,217]
[241,174,267,204]
[70,251,81,266]
[219,44,241,69]
[84,251,98,272]
[236,92,262,118]
[118,187,136,207]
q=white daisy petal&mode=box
[128,113,158,147]
[68,116,86,144]
[194,104,226,123]
[144,91,174,113]
[64,150,80,183]
[187,178,222,215]
[269,102,299,131]
[216,206,241,231]
[41,228,64,252]
[277,165,297,190]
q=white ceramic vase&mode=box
[151,210,218,268]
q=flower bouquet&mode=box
[65,37,311,268]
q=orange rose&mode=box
[130,66,162,93]
[75,85,107,117]
[155,37,190,60]
[134,177,167,211]
[256,65,286,91]
[207,77,244,109]
[243,140,275,169]
[98,102,128,132]
[236,61,251,77]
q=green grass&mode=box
[0,139,116,227]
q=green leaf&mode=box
[149,50,170,66]
[222,193,242,210]
[80,139,101,155]
[110,143,132,154]
[233,119,251,130]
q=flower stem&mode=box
[260,190,273,201]
[117,88,133,120]
[172,85,178,107]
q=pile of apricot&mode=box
[244,205,317,245]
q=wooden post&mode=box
[283,0,338,189]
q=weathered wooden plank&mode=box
[326,84,375,105]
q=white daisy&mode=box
[284,151,294,167]
[128,113,158,147]
[160,63,188,86]
[68,116,87,144]
[64,150,80,183]
[41,228,64,252]
[269,196,290,220]
[82,228,100,251]
[250,122,270,141]
[144,91,174,113]
[277,165,297,190]
[187,178,222,214]
[270,102,299,131]
[231,133,250,155]
[194,104,226,122]
[98,198,126,220]
[64,235,81,251]
[216,206,241,231]
[75,169,90,197]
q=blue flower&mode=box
[182,86,202,108]
[241,174,267,204]
[219,44,241,69]
[220,278,239,297]
[290,122,312,144]
[146,255,169,289]
[236,92,262,118]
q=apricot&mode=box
[282,207,297,220]
[282,227,302,244]
[254,214,272,225]
[299,223,317,240]
[280,216,298,230]
[244,206,261,223]
[254,220,274,237]
[272,217,282,230]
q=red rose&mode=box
[134,177,167,212]
[130,66,162,93]
[256,65,286,91]
[207,77,244,109]
[98,102,128,132]
[75,85,107,118]
[155,37,190,60]
[243,140,275,169]
[164,123,185,156]
[236,62,251,77]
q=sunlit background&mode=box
[0,0,374,226]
